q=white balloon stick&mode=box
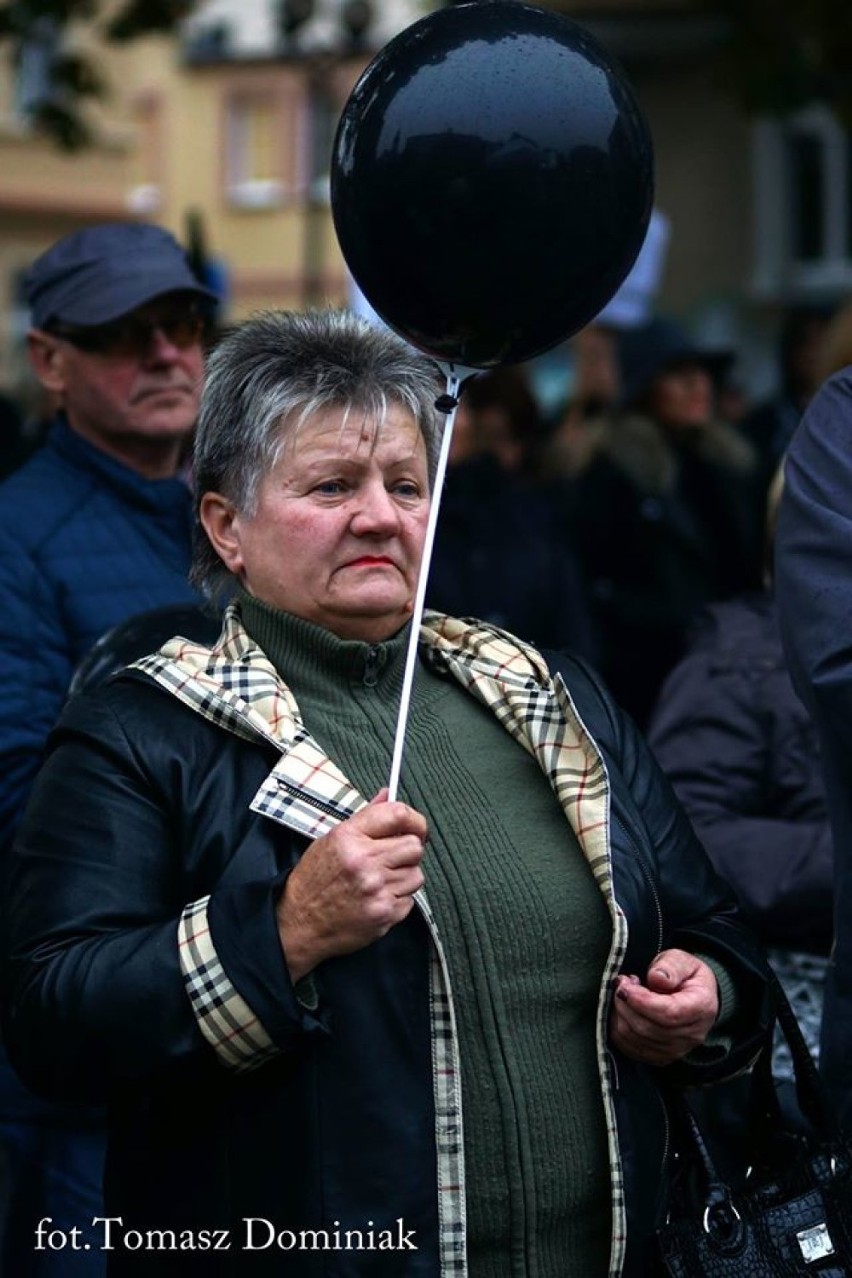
[387,369,460,802]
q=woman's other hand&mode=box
[608,949,719,1065]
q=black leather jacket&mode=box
[2,641,771,1277]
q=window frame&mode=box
[222,84,289,210]
[752,104,852,298]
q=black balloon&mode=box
[331,1,654,368]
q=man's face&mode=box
[29,292,205,468]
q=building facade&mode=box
[0,0,847,402]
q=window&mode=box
[13,18,60,121]
[225,94,285,209]
[127,92,163,215]
[304,77,337,203]
[753,105,852,297]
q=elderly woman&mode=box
[3,310,769,1278]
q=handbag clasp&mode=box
[796,1222,835,1263]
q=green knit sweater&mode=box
[240,594,614,1278]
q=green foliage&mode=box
[0,2,98,37]
[0,0,201,147]
[51,49,105,95]
[30,97,92,147]
[105,0,198,42]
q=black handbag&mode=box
[656,975,852,1277]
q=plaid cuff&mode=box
[178,896,281,1073]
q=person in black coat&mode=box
[561,316,760,727]
[647,585,832,1074]
[775,364,852,1128]
[649,470,833,1171]
[741,303,835,503]
[427,368,598,659]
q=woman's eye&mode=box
[392,480,421,498]
[314,479,346,495]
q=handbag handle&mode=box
[658,977,850,1277]
[667,971,837,1192]
[749,972,835,1146]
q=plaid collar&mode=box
[135,605,612,876]
[135,602,628,1277]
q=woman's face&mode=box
[202,404,431,643]
[648,362,714,431]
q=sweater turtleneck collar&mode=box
[237,588,411,701]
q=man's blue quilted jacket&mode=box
[0,417,203,848]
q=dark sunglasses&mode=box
[48,303,205,359]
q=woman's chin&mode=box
[324,593,411,642]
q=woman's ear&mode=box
[199,492,244,577]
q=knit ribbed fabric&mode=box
[240,593,613,1277]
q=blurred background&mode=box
[0,0,850,417]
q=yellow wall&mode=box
[0,17,367,389]
[0,20,137,390]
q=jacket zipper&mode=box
[658,1087,671,1189]
[611,818,672,1187]
[363,645,381,687]
[274,777,345,820]
[612,812,664,957]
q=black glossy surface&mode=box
[332,1,654,368]
[68,604,223,697]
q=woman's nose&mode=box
[351,482,400,534]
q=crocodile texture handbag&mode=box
[656,976,852,1277]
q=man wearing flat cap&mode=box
[0,221,214,1274]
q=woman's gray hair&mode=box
[191,308,444,598]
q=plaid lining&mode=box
[177,896,280,1073]
[134,603,629,1277]
[251,735,365,840]
[416,888,467,1275]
